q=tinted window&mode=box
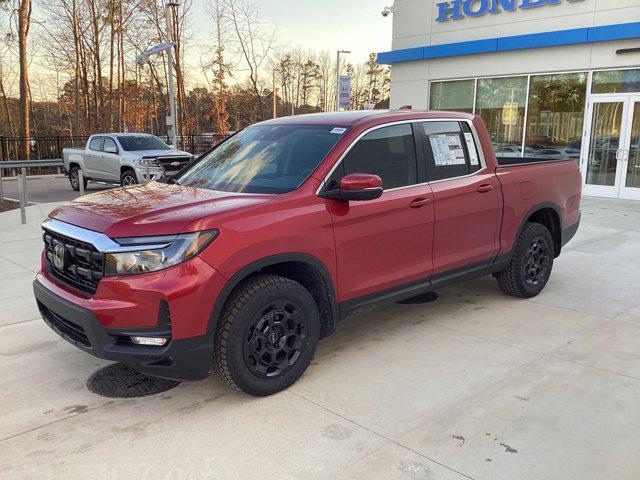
[421,122,479,181]
[118,135,170,151]
[103,138,118,154]
[335,124,417,190]
[89,137,103,151]
[177,124,344,194]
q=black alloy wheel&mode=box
[243,300,307,379]
[522,236,550,287]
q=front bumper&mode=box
[133,166,164,183]
[34,279,214,381]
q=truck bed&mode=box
[494,158,582,255]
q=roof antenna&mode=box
[399,105,412,110]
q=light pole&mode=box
[164,2,180,148]
[336,49,350,111]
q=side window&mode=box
[461,123,482,173]
[421,121,478,181]
[338,124,418,190]
[102,138,118,154]
[89,137,103,151]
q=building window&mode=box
[525,73,587,161]
[475,76,528,157]
[592,69,640,94]
[429,80,475,113]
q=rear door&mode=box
[84,136,104,177]
[417,120,501,279]
[324,122,435,302]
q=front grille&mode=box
[153,155,192,173]
[43,229,104,295]
[38,302,91,347]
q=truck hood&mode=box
[134,149,192,158]
[48,182,277,238]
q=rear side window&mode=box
[89,137,103,151]
[421,121,481,181]
[331,124,418,190]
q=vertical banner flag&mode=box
[339,76,351,110]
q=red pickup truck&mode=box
[34,110,581,396]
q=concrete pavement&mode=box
[1,175,110,204]
[0,197,639,479]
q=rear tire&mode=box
[496,222,554,298]
[213,274,320,396]
[120,169,138,187]
[69,166,88,192]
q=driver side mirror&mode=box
[319,173,383,201]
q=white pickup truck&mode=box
[62,133,194,191]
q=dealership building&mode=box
[378,0,640,199]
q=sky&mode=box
[192,0,394,66]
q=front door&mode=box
[582,95,640,199]
[325,123,435,302]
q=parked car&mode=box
[35,110,582,396]
[62,133,193,190]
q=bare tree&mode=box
[17,0,31,156]
[223,0,275,121]
[209,0,229,134]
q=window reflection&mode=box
[628,104,640,189]
[592,69,640,94]
[429,80,475,113]
[586,102,622,187]
[525,73,587,161]
[475,77,528,157]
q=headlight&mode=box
[138,158,160,167]
[104,230,218,276]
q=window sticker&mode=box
[429,134,466,166]
[331,127,347,135]
[464,133,480,166]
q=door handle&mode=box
[477,184,494,193]
[409,198,431,208]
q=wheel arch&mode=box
[207,253,338,339]
[120,165,136,175]
[516,202,562,257]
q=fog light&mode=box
[131,336,168,346]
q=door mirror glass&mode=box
[321,173,383,201]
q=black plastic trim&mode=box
[206,253,338,335]
[510,201,563,256]
[338,254,512,321]
[339,279,429,321]
[561,215,581,247]
[34,280,212,381]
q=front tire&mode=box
[69,166,88,192]
[120,169,138,187]
[496,222,554,298]
[213,274,320,396]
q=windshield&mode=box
[176,124,345,194]
[117,135,171,152]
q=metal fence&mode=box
[0,134,227,176]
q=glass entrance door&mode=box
[582,98,630,198]
[622,97,640,200]
[583,95,640,199]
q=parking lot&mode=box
[1,175,109,204]
[0,196,639,479]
